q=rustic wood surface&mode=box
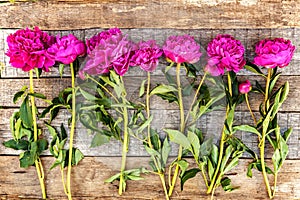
[0,156,300,200]
[0,0,300,30]
[1,0,300,198]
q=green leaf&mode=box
[59,64,65,78]
[144,145,161,157]
[79,88,98,101]
[137,115,153,133]
[269,73,280,93]
[272,149,280,173]
[200,138,213,157]
[150,84,177,96]
[187,130,200,159]
[37,139,48,154]
[182,83,194,97]
[13,86,27,104]
[3,139,29,150]
[221,177,238,192]
[283,127,292,142]
[73,148,84,165]
[177,159,189,177]
[28,93,46,99]
[20,97,33,128]
[280,82,289,104]
[105,173,121,183]
[90,133,110,148]
[139,79,147,97]
[233,125,261,137]
[19,151,36,168]
[223,156,239,174]
[210,144,219,166]
[244,64,265,77]
[161,138,171,166]
[180,168,200,191]
[164,129,191,149]
[208,158,215,180]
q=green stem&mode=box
[119,78,129,195]
[168,63,185,197]
[264,68,272,113]
[29,70,47,199]
[60,166,69,196]
[66,62,76,200]
[184,72,207,125]
[207,73,232,194]
[260,136,273,198]
[245,93,257,125]
[272,172,278,198]
[145,72,169,200]
[200,163,209,188]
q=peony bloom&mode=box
[253,38,295,68]
[79,29,135,78]
[163,35,201,64]
[239,80,252,94]
[6,27,55,72]
[48,34,86,65]
[205,34,246,76]
[86,28,121,54]
[130,40,162,72]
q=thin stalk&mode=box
[207,73,232,194]
[200,163,209,188]
[66,62,76,200]
[60,166,69,196]
[119,77,129,195]
[260,68,273,198]
[245,93,257,125]
[145,72,169,200]
[264,68,272,113]
[184,72,207,125]
[272,172,278,198]
[260,136,273,198]
[168,63,185,197]
[29,70,47,199]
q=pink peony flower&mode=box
[79,29,135,78]
[86,28,121,54]
[205,34,246,76]
[48,34,86,65]
[239,80,252,94]
[130,40,162,72]
[253,38,295,69]
[163,35,201,64]
[6,27,55,72]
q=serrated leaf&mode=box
[164,129,191,149]
[180,168,200,191]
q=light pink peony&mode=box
[254,38,295,68]
[163,35,201,64]
[130,40,162,72]
[48,34,86,65]
[205,34,246,76]
[239,80,252,94]
[79,29,135,78]
[6,27,55,72]
[86,28,121,54]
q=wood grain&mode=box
[0,156,299,199]
[1,108,299,159]
[1,28,299,78]
[0,0,299,30]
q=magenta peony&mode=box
[48,34,86,65]
[205,34,246,76]
[6,27,55,72]
[79,29,135,78]
[86,28,121,54]
[253,38,295,68]
[130,40,162,72]
[163,35,201,64]
[239,80,252,94]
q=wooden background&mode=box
[0,0,300,199]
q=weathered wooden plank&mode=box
[1,28,300,78]
[0,1,299,30]
[0,75,299,112]
[1,108,299,159]
[0,156,299,199]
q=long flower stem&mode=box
[66,62,76,200]
[207,73,232,194]
[184,72,207,125]
[119,78,129,195]
[29,70,47,199]
[168,63,185,197]
[260,68,273,198]
[145,72,169,200]
[245,93,257,125]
